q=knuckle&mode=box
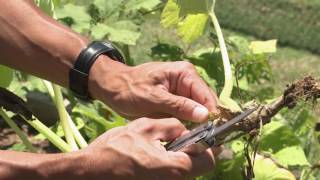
[174,98,189,114]
[139,123,155,135]
[167,118,184,129]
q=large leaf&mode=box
[253,155,296,180]
[161,0,212,43]
[93,0,125,18]
[274,146,310,167]
[260,120,310,167]
[249,40,277,54]
[55,4,91,33]
[0,65,13,88]
[177,14,209,43]
[91,21,141,45]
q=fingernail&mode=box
[192,106,209,121]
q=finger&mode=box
[128,118,187,141]
[154,89,209,122]
[168,148,216,178]
[176,69,220,115]
[188,148,216,177]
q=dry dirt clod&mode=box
[284,76,320,108]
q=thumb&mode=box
[157,91,209,122]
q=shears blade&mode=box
[165,107,258,151]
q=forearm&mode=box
[0,0,87,86]
[0,150,85,180]
[0,149,127,180]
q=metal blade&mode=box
[165,122,213,151]
[210,107,258,138]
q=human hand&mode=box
[78,118,219,180]
[89,57,219,122]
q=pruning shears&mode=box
[165,107,258,152]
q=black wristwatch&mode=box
[69,41,125,100]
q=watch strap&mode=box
[69,41,125,100]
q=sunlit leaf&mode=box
[253,155,296,180]
[177,14,209,43]
[249,40,277,54]
[260,120,310,167]
[274,146,310,167]
[161,0,211,43]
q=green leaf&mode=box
[91,23,109,39]
[55,4,91,33]
[161,0,211,43]
[72,103,126,130]
[274,146,310,167]
[253,155,296,180]
[125,0,161,11]
[7,143,28,152]
[151,43,184,61]
[93,0,124,18]
[249,40,277,54]
[160,0,180,28]
[177,14,209,43]
[189,48,225,91]
[0,65,13,88]
[207,153,246,180]
[231,140,245,153]
[91,21,141,45]
[260,120,310,167]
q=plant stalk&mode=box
[52,84,79,151]
[209,12,241,112]
[22,116,72,152]
[43,81,87,148]
[66,115,88,148]
[0,108,37,152]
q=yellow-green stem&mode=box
[52,84,78,151]
[209,12,241,112]
[22,116,72,152]
[43,80,87,148]
[0,108,37,152]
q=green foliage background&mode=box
[215,0,320,53]
[0,0,319,180]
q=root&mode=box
[212,76,319,180]
[214,76,320,137]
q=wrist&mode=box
[36,152,88,179]
[88,55,130,102]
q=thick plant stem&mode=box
[209,12,241,112]
[43,80,87,148]
[66,115,88,148]
[52,84,79,151]
[0,108,37,152]
[22,116,72,152]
